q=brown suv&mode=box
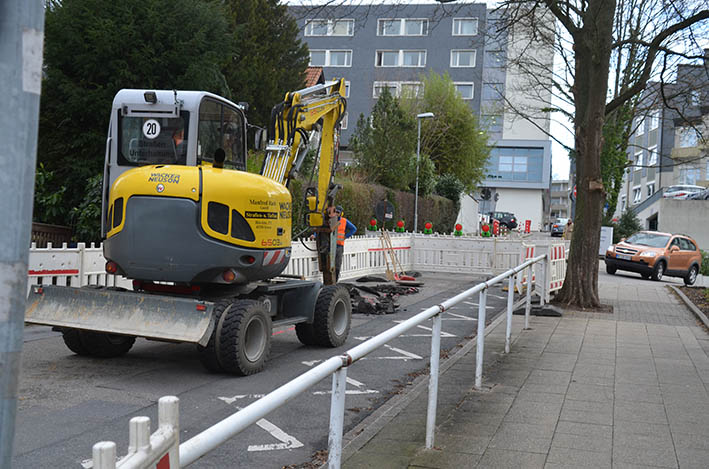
[604,231,702,285]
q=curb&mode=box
[331,298,527,467]
[669,285,709,329]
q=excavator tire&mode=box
[217,300,272,376]
[295,322,317,346]
[311,285,351,347]
[196,301,231,373]
[62,328,91,356]
[77,331,135,358]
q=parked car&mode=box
[687,187,709,200]
[604,231,702,285]
[550,218,569,237]
[662,185,705,199]
[486,211,518,229]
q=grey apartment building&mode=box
[613,49,708,229]
[289,3,553,230]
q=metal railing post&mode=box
[475,289,487,388]
[327,366,348,469]
[505,274,515,354]
[524,265,532,329]
[425,313,442,448]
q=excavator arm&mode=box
[261,79,347,284]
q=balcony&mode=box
[671,147,703,159]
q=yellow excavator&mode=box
[25,80,350,375]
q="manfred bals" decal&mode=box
[148,173,180,184]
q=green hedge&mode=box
[701,250,709,276]
[288,180,458,237]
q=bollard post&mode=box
[505,274,515,353]
[425,313,442,448]
[475,289,487,388]
[92,441,117,469]
[159,396,180,467]
[328,366,348,468]
[524,265,532,329]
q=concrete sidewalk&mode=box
[342,276,709,468]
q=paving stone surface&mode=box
[342,268,709,468]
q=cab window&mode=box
[198,99,246,170]
[118,111,190,166]
[670,238,681,249]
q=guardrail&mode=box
[89,253,549,468]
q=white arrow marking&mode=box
[301,359,321,366]
[218,397,304,452]
[218,394,266,404]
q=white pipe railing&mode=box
[172,253,547,468]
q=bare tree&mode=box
[496,0,708,308]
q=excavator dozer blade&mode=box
[25,285,215,346]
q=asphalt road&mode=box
[12,272,516,468]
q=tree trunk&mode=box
[555,0,617,309]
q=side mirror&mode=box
[254,128,268,151]
[670,245,680,253]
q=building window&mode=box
[636,117,645,136]
[454,83,474,100]
[305,19,354,36]
[678,126,700,148]
[648,145,658,166]
[690,90,701,106]
[635,149,644,167]
[499,156,527,173]
[400,82,422,98]
[344,81,350,98]
[340,112,348,130]
[372,82,398,98]
[450,49,476,67]
[679,168,701,185]
[309,50,352,67]
[375,50,426,67]
[452,18,478,36]
[377,18,428,36]
[372,81,422,98]
[649,110,660,130]
[647,183,655,196]
[633,187,642,204]
[621,195,627,211]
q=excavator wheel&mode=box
[63,329,135,358]
[196,301,231,373]
[217,300,272,376]
[62,329,91,356]
[298,285,351,348]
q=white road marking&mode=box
[487,293,506,300]
[218,397,304,452]
[217,394,266,404]
[312,376,379,395]
[383,344,422,359]
[392,321,457,337]
[443,312,477,321]
[461,301,495,309]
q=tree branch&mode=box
[541,0,581,36]
[605,9,709,115]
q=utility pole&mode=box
[0,2,45,466]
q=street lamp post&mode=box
[414,112,434,232]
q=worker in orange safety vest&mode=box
[334,205,357,281]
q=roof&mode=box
[304,67,325,87]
